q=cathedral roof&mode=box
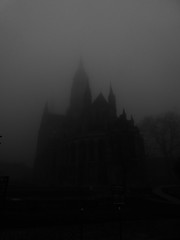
[93,92,108,108]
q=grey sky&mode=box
[0,0,180,166]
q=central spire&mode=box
[108,82,117,119]
[78,56,84,70]
[67,59,92,119]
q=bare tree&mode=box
[139,112,180,159]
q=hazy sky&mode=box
[0,0,180,166]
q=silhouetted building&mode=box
[33,60,145,187]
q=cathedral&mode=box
[33,60,145,187]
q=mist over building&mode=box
[33,60,145,187]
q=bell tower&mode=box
[108,83,117,119]
[67,59,92,119]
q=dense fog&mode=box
[0,0,180,170]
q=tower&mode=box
[108,83,117,119]
[67,59,92,119]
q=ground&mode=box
[1,219,180,240]
[1,185,180,239]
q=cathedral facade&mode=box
[33,61,145,187]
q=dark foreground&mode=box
[1,220,180,240]
[1,186,180,239]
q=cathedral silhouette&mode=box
[33,60,145,187]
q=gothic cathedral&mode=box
[33,60,145,187]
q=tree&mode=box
[139,112,180,159]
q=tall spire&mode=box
[109,82,113,94]
[122,109,127,120]
[108,82,117,119]
[79,56,84,70]
[67,59,92,119]
[108,82,115,100]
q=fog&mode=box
[0,0,180,167]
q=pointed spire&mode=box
[122,109,127,119]
[108,82,115,99]
[67,58,92,119]
[109,81,113,95]
[78,56,84,71]
[108,82,117,119]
